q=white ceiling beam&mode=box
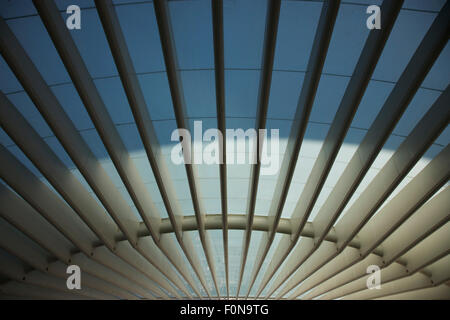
[211,0,229,298]
[267,3,450,297]
[341,254,450,300]
[375,284,450,300]
[301,187,450,300]
[256,0,402,297]
[153,0,222,297]
[237,0,282,297]
[0,217,148,299]
[0,6,196,297]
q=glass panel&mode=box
[225,70,260,118]
[138,73,175,121]
[163,233,203,297]
[351,80,395,130]
[254,119,291,216]
[226,117,255,214]
[258,234,288,297]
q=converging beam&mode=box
[237,0,282,298]
[211,0,229,298]
[269,2,450,298]
[246,0,341,297]
[153,0,219,297]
